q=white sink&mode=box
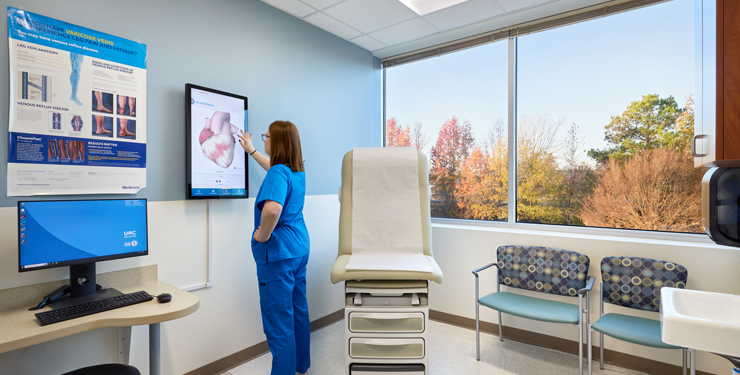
[661,287,740,357]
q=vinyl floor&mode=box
[222,320,648,375]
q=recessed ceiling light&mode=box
[398,0,470,15]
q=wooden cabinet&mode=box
[694,0,740,167]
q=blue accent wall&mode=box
[0,0,382,206]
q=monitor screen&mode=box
[18,199,148,272]
[186,84,248,199]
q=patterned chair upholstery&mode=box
[497,245,591,296]
[587,256,690,375]
[473,245,595,375]
[600,256,688,312]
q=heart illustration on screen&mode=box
[199,111,239,168]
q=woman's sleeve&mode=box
[256,166,288,211]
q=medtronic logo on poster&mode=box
[191,98,194,105]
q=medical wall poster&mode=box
[186,84,248,199]
[6,7,147,196]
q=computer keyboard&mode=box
[35,291,154,326]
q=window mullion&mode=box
[507,38,518,226]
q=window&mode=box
[385,0,703,234]
[385,42,508,220]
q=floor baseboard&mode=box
[184,308,345,375]
[429,309,716,375]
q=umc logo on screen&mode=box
[124,230,138,247]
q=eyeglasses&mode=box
[261,134,270,142]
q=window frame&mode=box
[383,5,709,243]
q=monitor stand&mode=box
[48,262,124,310]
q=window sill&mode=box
[430,218,735,251]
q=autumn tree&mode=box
[671,95,695,157]
[516,113,567,224]
[411,121,429,151]
[456,119,508,220]
[429,116,475,218]
[588,94,684,163]
[386,117,412,147]
[557,123,596,225]
[581,148,703,232]
[387,117,429,151]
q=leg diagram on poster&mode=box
[69,53,83,106]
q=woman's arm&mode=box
[237,131,270,172]
[255,200,283,242]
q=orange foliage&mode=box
[429,116,475,217]
[581,148,704,233]
[386,117,412,148]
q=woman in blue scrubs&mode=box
[238,121,310,375]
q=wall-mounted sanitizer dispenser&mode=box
[702,168,740,247]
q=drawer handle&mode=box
[352,313,422,319]
[691,135,707,157]
[351,338,422,346]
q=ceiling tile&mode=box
[349,35,387,51]
[324,0,419,34]
[423,0,505,31]
[300,0,344,10]
[496,0,557,13]
[262,0,317,17]
[369,17,439,46]
[304,12,362,40]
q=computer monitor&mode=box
[18,199,148,299]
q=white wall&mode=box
[0,195,344,375]
[2,198,738,374]
[429,223,740,374]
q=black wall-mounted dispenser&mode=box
[702,168,740,247]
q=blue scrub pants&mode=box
[257,255,310,375]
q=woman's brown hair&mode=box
[268,120,305,172]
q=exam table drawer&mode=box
[350,363,425,374]
[349,338,425,359]
[349,312,425,333]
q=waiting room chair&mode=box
[587,256,690,375]
[473,245,595,375]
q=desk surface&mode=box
[0,280,199,354]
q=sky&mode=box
[385,0,694,164]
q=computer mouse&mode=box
[156,293,172,303]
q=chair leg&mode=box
[599,332,604,370]
[476,302,480,361]
[579,322,583,375]
[690,349,696,375]
[587,325,593,375]
[682,348,687,375]
[498,312,503,342]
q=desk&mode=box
[0,266,199,375]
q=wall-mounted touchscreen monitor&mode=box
[186,84,248,199]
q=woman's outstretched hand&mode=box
[238,130,255,154]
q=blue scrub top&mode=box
[252,164,310,264]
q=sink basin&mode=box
[661,287,740,357]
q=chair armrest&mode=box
[472,263,497,277]
[578,276,595,295]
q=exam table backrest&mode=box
[337,149,434,258]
